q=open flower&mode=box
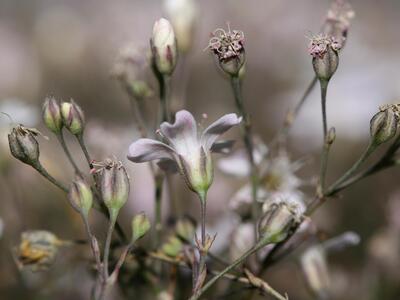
[128,110,241,196]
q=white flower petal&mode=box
[127,138,176,163]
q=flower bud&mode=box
[208,26,245,77]
[131,212,151,243]
[258,202,299,244]
[370,106,398,146]
[14,230,63,271]
[61,100,85,136]
[151,18,178,75]
[43,96,62,134]
[68,176,93,217]
[164,0,198,53]
[98,159,130,215]
[300,245,331,299]
[309,34,341,82]
[8,125,40,167]
[175,216,196,242]
[162,235,183,257]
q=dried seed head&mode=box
[68,176,93,217]
[97,158,130,216]
[208,25,245,76]
[131,212,151,243]
[370,105,399,146]
[61,100,85,136]
[14,230,62,272]
[151,18,178,75]
[308,34,341,82]
[43,96,63,134]
[8,125,41,167]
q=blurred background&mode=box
[1,0,400,299]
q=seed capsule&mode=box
[8,125,40,167]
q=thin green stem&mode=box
[154,175,163,246]
[76,134,93,169]
[318,80,330,194]
[157,74,170,123]
[33,162,68,193]
[230,75,259,238]
[325,141,377,197]
[190,240,276,300]
[57,131,82,175]
[320,80,328,138]
[103,210,118,279]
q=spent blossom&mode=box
[208,25,245,76]
[128,110,241,196]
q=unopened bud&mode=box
[131,212,151,243]
[98,159,130,216]
[162,235,183,257]
[164,0,198,53]
[327,127,336,144]
[258,202,299,244]
[208,26,245,77]
[370,107,398,146]
[8,125,40,167]
[151,18,178,75]
[68,176,93,217]
[61,100,85,136]
[175,216,196,241]
[300,245,330,299]
[43,96,62,134]
[309,34,341,82]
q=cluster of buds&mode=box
[308,34,341,82]
[151,18,178,76]
[13,230,64,271]
[43,97,86,136]
[370,104,400,146]
[92,158,130,217]
[8,125,41,167]
[208,25,245,77]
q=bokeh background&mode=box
[1,0,400,299]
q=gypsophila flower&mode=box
[208,24,245,76]
[128,110,241,196]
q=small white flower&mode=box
[128,110,241,196]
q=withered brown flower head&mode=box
[208,25,245,76]
[308,34,341,59]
